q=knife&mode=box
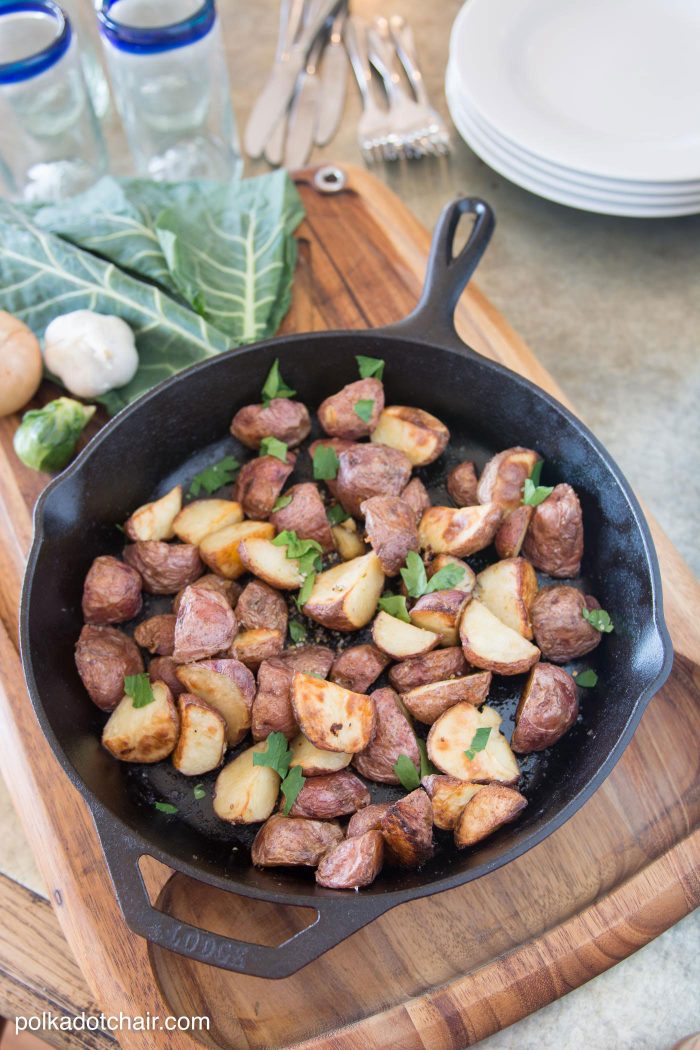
[314,5,349,146]
[244,0,344,159]
[284,33,326,171]
[264,0,306,167]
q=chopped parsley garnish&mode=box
[261,359,296,405]
[273,494,293,512]
[253,732,291,778]
[394,753,420,791]
[400,550,465,598]
[259,436,288,461]
[356,355,385,380]
[312,444,339,480]
[582,607,614,633]
[154,801,178,814]
[281,765,305,815]
[193,783,207,800]
[521,460,552,506]
[326,503,350,526]
[574,668,598,688]
[124,673,155,709]
[354,399,375,424]
[378,593,411,623]
[188,455,240,497]
[465,726,491,761]
[289,620,307,644]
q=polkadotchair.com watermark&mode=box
[15,1011,211,1034]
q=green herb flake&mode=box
[296,572,316,609]
[154,801,178,814]
[465,726,491,761]
[354,399,375,424]
[574,668,598,688]
[426,562,466,593]
[259,436,288,461]
[582,607,614,633]
[530,460,544,486]
[273,530,323,577]
[312,444,340,480]
[289,620,307,644]
[273,494,293,512]
[188,455,240,497]
[394,753,421,791]
[281,765,305,815]
[115,522,125,534]
[400,551,429,598]
[193,783,207,800]
[378,593,411,623]
[253,731,291,778]
[417,737,436,778]
[326,503,350,526]
[522,477,554,507]
[356,355,385,381]
[124,673,155,709]
[261,359,296,406]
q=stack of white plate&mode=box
[445,0,700,217]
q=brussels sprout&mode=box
[13,397,96,472]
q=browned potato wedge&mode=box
[303,552,384,632]
[521,483,584,578]
[75,624,144,711]
[284,769,370,818]
[331,518,367,560]
[401,477,431,521]
[476,447,540,510]
[400,671,492,725]
[291,673,375,753]
[347,802,392,838]
[361,495,419,576]
[512,663,579,754]
[125,485,182,542]
[123,541,202,595]
[172,585,237,663]
[418,503,503,557]
[213,742,281,824]
[134,614,176,656]
[82,555,143,624]
[530,586,602,663]
[372,610,438,660]
[252,814,344,868]
[388,646,468,692]
[176,658,255,745]
[475,557,538,639]
[330,643,390,693]
[454,784,527,848]
[173,574,240,615]
[238,536,304,590]
[172,499,243,545]
[234,454,295,520]
[231,627,284,670]
[421,775,483,830]
[318,377,384,439]
[447,461,478,506]
[172,693,226,776]
[353,687,419,784]
[315,830,384,889]
[230,398,311,450]
[102,680,178,763]
[252,647,335,740]
[288,734,352,776]
[409,588,470,646]
[380,789,434,867]
[427,703,520,784]
[199,520,274,580]
[149,656,185,697]
[235,579,288,634]
[426,554,476,596]
[270,482,335,552]
[335,444,412,517]
[459,599,540,675]
[371,406,449,466]
[493,507,531,561]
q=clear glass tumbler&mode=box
[96,0,241,181]
[0,0,107,202]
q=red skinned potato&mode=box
[82,555,143,625]
[459,599,540,675]
[288,734,352,776]
[530,586,602,663]
[454,784,527,848]
[372,611,438,660]
[284,770,370,819]
[252,814,344,868]
[512,663,579,754]
[213,742,280,824]
[123,541,202,595]
[427,703,520,784]
[361,495,419,576]
[494,504,534,559]
[252,646,334,741]
[330,643,390,694]
[422,775,483,831]
[380,789,434,867]
[353,687,419,785]
[475,557,538,639]
[102,680,179,763]
[303,552,385,632]
[316,830,384,889]
[418,503,503,557]
[409,588,470,647]
[172,693,226,776]
[173,574,240,615]
[230,397,311,450]
[371,405,450,466]
[149,656,185,697]
[291,673,376,753]
[176,658,255,746]
[233,454,295,520]
[400,671,492,725]
[231,627,284,670]
[134,614,176,656]
[124,485,182,542]
[447,461,478,506]
[172,585,237,663]
[335,444,412,518]
[199,520,274,580]
[347,802,392,838]
[235,579,288,635]
[401,477,431,521]
[522,483,584,578]
[172,499,243,546]
[317,377,384,439]
[388,646,468,692]
[75,624,144,711]
[269,482,335,552]
[476,447,540,510]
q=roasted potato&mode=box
[530,586,602,662]
[172,499,243,546]
[172,574,241,615]
[454,784,527,848]
[288,733,352,776]
[124,485,182,542]
[388,646,468,692]
[75,624,144,711]
[230,397,311,449]
[346,802,392,838]
[252,814,344,868]
[172,693,226,776]
[149,656,185,697]
[426,554,476,596]
[102,680,179,763]
[172,585,238,663]
[335,444,412,518]
[213,742,281,824]
[400,477,431,521]
[199,520,274,580]
[512,662,579,754]
[372,610,438,660]
[331,518,367,560]
[291,672,375,753]
[475,557,538,639]
[123,541,202,595]
[447,461,478,507]
[418,504,503,557]
[421,775,483,830]
[459,599,540,675]
[361,495,419,576]
[284,769,370,819]
[409,588,470,646]
[521,483,584,578]
[234,453,295,520]
[231,627,284,670]
[134,614,176,656]
[380,788,434,867]
[82,555,143,625]
[252,646,335,740]
[400,671,492,725]
[269,482,335,552]
[176,658,255,745]
[303,552,385,631]
[371,405,449,466]
[330,643,390,693]
[476,447,540,510]
[235,578,288,635]
[494,504,534,559]
[318,377,384,439]
[353,687,419,784]
[315,830,384,889]
[238,536,305,590]
[427,703,520,784]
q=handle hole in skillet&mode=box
[449,212,478,262]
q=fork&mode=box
[389,14,451,155]
[345,15,389,163]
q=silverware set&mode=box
[244,2,450,169]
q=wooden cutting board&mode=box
[0,165,698,1050]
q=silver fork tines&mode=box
[345,15,390,164]
[389,14,451,155]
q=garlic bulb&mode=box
[43,311,138,398]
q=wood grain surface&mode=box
[0,166,697,1050]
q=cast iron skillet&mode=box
[20,198,672,979]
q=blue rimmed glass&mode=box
[0,0,107,201]
[96,0,241,181]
